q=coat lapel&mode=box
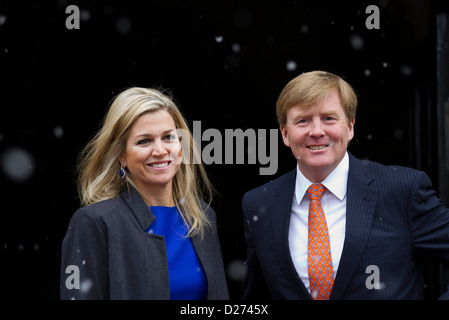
[329,154,378,300]
[272,169,313,299]
[119,184,155,231]
[191,231,217,299]
[120,185,226,299]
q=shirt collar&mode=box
[294,152,349,204]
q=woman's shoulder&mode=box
[73,196,127,222]
[188,198,217,228]
[198,199,216,215]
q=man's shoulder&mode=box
[348,153,425,189]
[350,153,420,177]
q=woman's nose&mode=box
[151,140,168,156]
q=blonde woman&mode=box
[60,87,229,300]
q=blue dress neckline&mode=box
[146,205,208,300]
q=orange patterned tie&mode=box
[307,183,334,300]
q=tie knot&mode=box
[307,183,326,200]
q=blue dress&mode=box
[145,206,208,300]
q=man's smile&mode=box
[307,145,329,150]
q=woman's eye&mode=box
[164,134,177,141]
[137,139,151,145]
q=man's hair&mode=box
[276,70,358,126]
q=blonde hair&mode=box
[276,70,358,126]
[77,87,213,237]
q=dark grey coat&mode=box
[60,186,229,300]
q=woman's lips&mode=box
[147,161,171,169]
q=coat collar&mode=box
[119,184,155,231]
[119,184,227,299]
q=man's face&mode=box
[280,90,354,182]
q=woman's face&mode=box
[120,110,182,192]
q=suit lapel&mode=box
[272,169,312,299]
[330,154,378,300]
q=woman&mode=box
[60,87,229,300]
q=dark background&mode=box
[1,0,449,300]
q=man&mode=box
[241,70,449,299]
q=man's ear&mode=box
[280,125,291,148]
[348,117,355,141]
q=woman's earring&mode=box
[177,136,183,158]
[119,161,126,179]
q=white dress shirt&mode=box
[288,152,349,292]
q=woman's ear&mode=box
[118,155,126,168]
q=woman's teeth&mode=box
[149,162,169,168]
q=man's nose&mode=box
[309,118,325,137]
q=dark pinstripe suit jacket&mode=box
[242,153,449,299]
[60,186,229,300]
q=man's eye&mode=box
[295,119,308,125]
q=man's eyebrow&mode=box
[290,110,341,121]
[321,111,340,117]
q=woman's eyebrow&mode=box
[134,129,175,139]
